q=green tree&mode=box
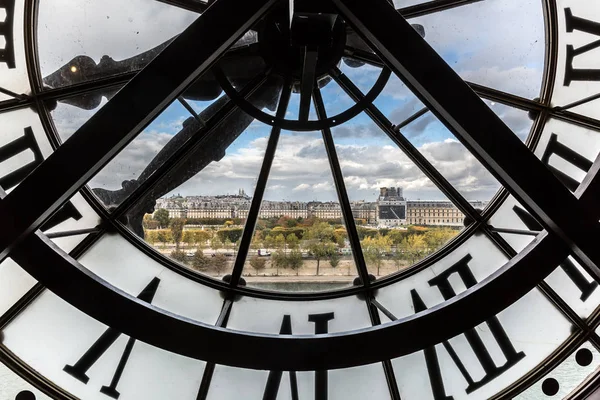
[263,235,275,250]
[211,236,223,252]
[194,230,212,248]
[286,234,299,249]
[217,228,243,243]
[274,234,286,251]
[288,249,303,275]
[306,221,335,242]
[169,218,186,250]
[308,242,336,276]
[154,208,170,229]
[156,230,171,247]
[329,251,341,269]
[182,230,196,248]
[392,250,404,271]
[271,250,288,275]
[212,253,228,276]
[249,255,267,275]
[192,249,210,271]
[224,238,232,253]
[387,229,407,245]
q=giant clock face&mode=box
[0,0,600,399]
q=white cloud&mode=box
[293,183,311,191]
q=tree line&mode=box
[143,211,459,276]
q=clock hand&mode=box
[43,31,263,110]
[92,77,282,237]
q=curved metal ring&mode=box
[214,66,392,132]
[10,225,565,371]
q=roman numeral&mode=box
[513,205,598,300]
[412,255,525,399]
[0,0,16,69]
[309,312,334,400]
[541,133,593,192]
[262,312,334,400]
[262,315,299,400]
[0,127,83,230]
[63,277,160,399]
[0,127,44,191]
[564,8,600,85]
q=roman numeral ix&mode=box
[0,127,82,230]
[63,277,160,399]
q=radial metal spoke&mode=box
[366,298,402,400]
[331,68,480,222]
[313,86,372,287]
[315,86,399,396]
[0,0,276,262]
[334,0,600,278]
[195,299,233,400]
[0,226,106,330]
[228,80,293,288]
[488,227,541,237]
[398,0,485,19]
[342,47,550,114]
[299,49,318,122]
[393,107,428,132]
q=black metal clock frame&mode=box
[1,0,600,398]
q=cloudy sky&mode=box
[44,0,543,204]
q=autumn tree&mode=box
[143,214,159,230]
[153,208,170,229]
[212,254,228,276]
[192,249,210,271]
[182,231,196,248]
[249,255,267,275]
[156,230,171,247]
[250,231,264,250]
[145,230,158,246]
[423,228,457,252]
[362,235,392,276]
[194,230,212,248]
[211,236,223,252]
[392,250,404,271]
[170,249,186,263]
[402,234,427,264]
[386,229,407,246]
